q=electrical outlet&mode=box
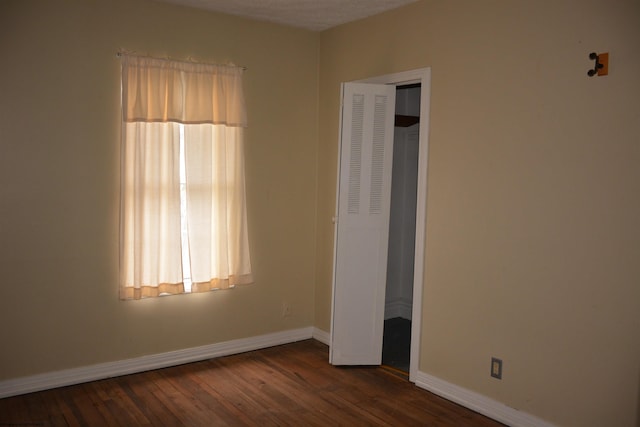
[491,357,503,379]
[282,302,291,318]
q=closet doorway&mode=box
[382,83,421,375]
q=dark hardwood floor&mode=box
[0,340,504,426]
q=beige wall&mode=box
[316,1,640,426]
[2,0,639,426]
[0,0,318,378]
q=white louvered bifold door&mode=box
[330,82,396,365]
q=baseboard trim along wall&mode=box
[414,371,556,427]
[384,298,413,320]
[311,327,330,345]
[0,327,328,399]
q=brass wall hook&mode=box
[588,52,609,77]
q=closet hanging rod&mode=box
[115,51,247,71]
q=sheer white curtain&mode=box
[121,122,184,298]
[119,54,252,300]
[184,125,252,292]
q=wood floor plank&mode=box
[0,340,505,426]
[95,378,153,426]
[117,374,181,426]
[170,362,263,426]
[199,358,289,426]
[180,364,262,427]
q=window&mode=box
[119,54,253,300]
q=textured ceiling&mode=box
[153,0,419,31]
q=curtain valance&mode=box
[121,55,247,127]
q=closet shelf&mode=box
[394,115,419,127]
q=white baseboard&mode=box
[384,298,412,320]
[415,371,556,427]
[312,327,330,345]
[0,327,316,399]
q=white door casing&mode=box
[330,82,396,366]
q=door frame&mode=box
[330,68,431,383]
